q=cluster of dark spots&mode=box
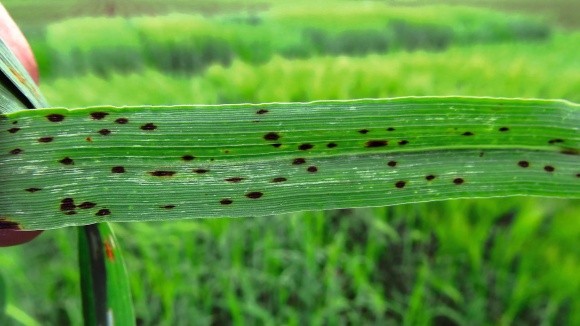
[111,166,125,173]
[398,140,408,146]
[182,155,195,161]
[544,165,555,172]
[425,175,436,181]
[327,142,337,148]
[115,118,129,124]
[548,139,564,144]
[499,127,509,132]
[60,198,75,211]
[271,177,287,183]
[292,158,306,165]
[387,161,397,167]
[246,191,263,199]
[38,137,54,143]
[462,132,474,136]
[453,178,465,185]
[98,129,111,136]
[25,188,42,193]
[149,171,175,177]
[518,160,530,168]
[225,177,244,183]
[272,143,282,148]
[358,129,369,134]
[299,143,314,151]
[387,127,395,131]
[194,169,210,174]
[256,109,269,115]
[46,114,65,122]
[560,148,579,155]
[7,127,20,133]
[0,218,20,230]
[263,132,280,141]
[9,148,22,155]
[307,166,318,173]
[96,209,111,216]
[220,198,233,205]
[79,202,96,209]
[365,140,387,148]
[395,181,406,188]
[161,205,176,209]
[59,157,74,165]
[140,123,157,131]
[90,112,109,120]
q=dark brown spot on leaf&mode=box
[272,177,287,183]
[225,177,244,183]
[90,112,109,120]
[548,139,564,144]
[272,143,282,148]
[327,142,337,148]
[395,181,406,188]
[79,202,96,209]
[518,161,529,168]
[98,129,111,136]
[161,205,176,209]
[9,148,22,155]
[256,109,269,115]
[292,158,306,165]
[544,165,555,172]
[59,157,74,165]
[479,152,484,157]
[65,211,77,215]
[246,192,263,199]
[387,161,397,167]
[425,175,436,181]
[264,132,280,141]
[141,123,157,131]
[46,114,64,122]
[560,148,578,155]
[365,140,387,147]
[115,118,129,124]
[462,132,474,136]
[398,140,408,146]
[499,127,509,132]
[96,209,111,216]
[149,171,175,177]
[0,218,20,230]
[182,155,195,161]
[220,199,233,205]
[453,178,465,185]
[307,166,318,173]
[387,127,395,131]
[112,166,125,173]
[194,169,210,174]
[299,143,314,151]
[25,188,42,193]
[7,127,20,133]
[86,137,92,142]
[358,129,369,134]
[60,198,75,211]
[38,137,54,143]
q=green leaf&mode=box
[1,97,578,230]
[0,38,48,112]
[79,223,134,326]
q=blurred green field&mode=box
[1,2,579,325]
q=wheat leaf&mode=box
[0,97,578,230]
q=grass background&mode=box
[1,0,579,325]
